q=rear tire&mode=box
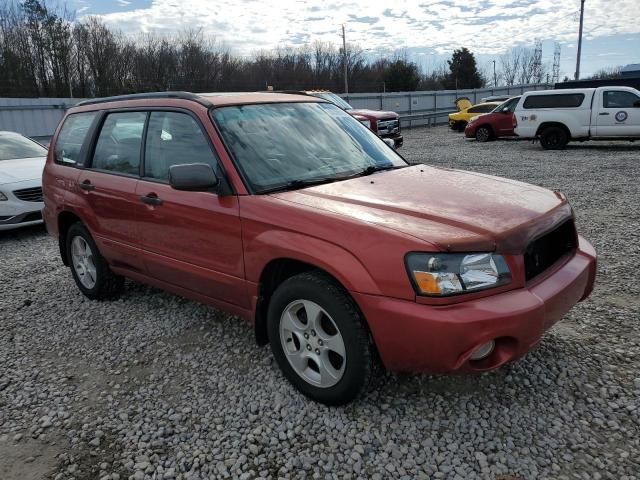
[66,222,124,300]
[475,126,492,142]
[539,126,569,150]
[267,271,375,405]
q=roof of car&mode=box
[75,91,324,109]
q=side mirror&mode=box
[501,107,510,113]
[169,163,219,191]
[634,100,640,108]
[383,138,396,149]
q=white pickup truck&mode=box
[513,86,640,149]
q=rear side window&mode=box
[523,94,585,109]
[143,111,218,181]
[91,112,146,176]
[603,90,640,108]
[54,112,97,165]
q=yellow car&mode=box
[448,98,501,132]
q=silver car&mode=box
[0,131,48,231]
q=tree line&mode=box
[1,0,554,98]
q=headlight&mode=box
[359,119,372,129]
[0,192,7,201]
[406,252,511,296]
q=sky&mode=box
[66,0,640,81]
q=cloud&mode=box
[116,0,131,6]
[87,0,640,57]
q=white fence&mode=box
[0,83,552,138]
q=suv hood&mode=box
[349,108,398,120]
[0,157,46,185]
[271,165,572,253]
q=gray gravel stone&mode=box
[1,126,639,479]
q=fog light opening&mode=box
[469,340,495,361]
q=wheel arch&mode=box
[57,210,83,266]
[536,122,571,139]
[253,257,376,348]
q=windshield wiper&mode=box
[339,164,407,180]
[260,177,336,194]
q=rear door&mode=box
[594,89,640,137]
[75,111,147,272]
[135,110,247,307]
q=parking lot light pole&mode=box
[575,0,585,80]
[342,24,349,94]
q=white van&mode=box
[514,87,640,149]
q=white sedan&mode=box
[0,131,48,231]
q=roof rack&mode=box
[75,91,212,107]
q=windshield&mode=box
[492,96,520,113]
[312,92,353,110]
[212,102,407,193]
[0,132,47,161]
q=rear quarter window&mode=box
[523,94,585,109]
[54,112,98,166]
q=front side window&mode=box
[603,90,640,108]
[91,112,146,175]
[144,111,218,181]
[492,97,520,113]
[468,105,494,113]
[212,102,406,193]
[54,112,97,165]
[0,131,47,161]
[523,94,585,109]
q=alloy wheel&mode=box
[279,299,346,388]
[71,236,97,289]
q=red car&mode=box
[42,92,596,405]
[301,91,403,148]
[465,96,520,142]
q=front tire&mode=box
[267,271,375,405]
[539,126,569,150]
[475,126,492,142]
[66,222,124,300]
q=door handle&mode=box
[79,180,95,191]
[599,112,610,116]
[140,194,163,206]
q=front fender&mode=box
[243,229,382,295]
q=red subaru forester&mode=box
[42,92,597,405]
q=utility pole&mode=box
[341,24,348,94]
[575,0,585,80]
[493,60,497,87]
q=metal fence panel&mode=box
[0,84,552,137]
[0,97,81,138]
[341,83,551,128]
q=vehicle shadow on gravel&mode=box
[0,224,47,244]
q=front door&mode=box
[594,89,640,137]
[135,110,246,308]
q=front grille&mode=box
[377,118,400,136]
[13,186,43,202]
[524,219,577,281]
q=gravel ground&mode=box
[1,126,639,480]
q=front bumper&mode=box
[354,236,597,373]
[380,133,403,149]
[464,123,478,138]
[0,181,44,231]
